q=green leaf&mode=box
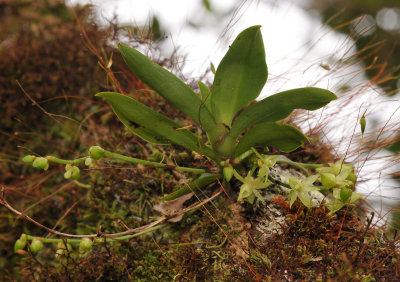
[197,81,212,113]
[211,25,267,126]
[117,43,218,139]
[113,106,169,144]
[234,122,308,156]
[97,92,218,160]
[162,173,217,201]
[230,87,337,138]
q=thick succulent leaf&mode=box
[97,92,217,160]
[230,87,337,138]
[113,106,169,144]
[162,173,217,201]
[198,81,212,113]
[234,122,308,156]
[211,25,267,126]
[117,44,217,137]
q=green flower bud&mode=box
[320,173,336,189]
[223,166,234,182]
[89,146,105,160]
[14,234,28,252]
[79,238,93,252]
[19,234,27,241]
[347,172,356,183]
[14,239,27,253]
[30,238,43,253]
[340,187,352,203]
[32,157,49,170]
[64,166,80,180]
[85,157,93,166]
[22,155,36,163]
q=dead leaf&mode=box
[153,193,194,222]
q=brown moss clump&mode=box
[239,200,398,280]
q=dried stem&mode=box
[1,186,222,240]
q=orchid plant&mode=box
[14,25,363,254]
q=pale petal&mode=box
[233,169,245,183]
[303,174,319,186]
[253,189,265,202]
[289,191,297,207]
[298,192,312,208]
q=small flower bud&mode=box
[64,166,80,180]
[64,169,72,179]
[320,173,336,189]
[19,234,27,242]
[340,187,352,203]
[85,157,93,166]
[30,238,43,253]
[89,146,105,160]
[223,166,234,182]
[14,239,27,253]
[79,238,93,252]
[347,172,356,183]
[22,155,36,163]
[32,157,49,170]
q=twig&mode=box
[1,185,222,240]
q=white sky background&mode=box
[67,0,399,221]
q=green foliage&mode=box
[161,173,217,201]
[101,26,337,159]
[96,92,218,161]
[229,87,337,139]
[234,122,308,156]
[117,43,219,140]
[210,25,267,126]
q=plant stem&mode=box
[103,150,206,174]
[276,156,323,175]
[276,159,311,175]
[268,175,291,189]
[46,156,87,165]
[44,150,207,174]
[74,180,91,188]
[232,149,254,164]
